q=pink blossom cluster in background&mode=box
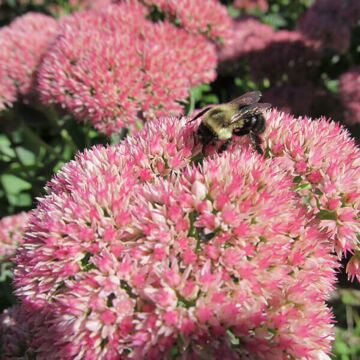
[140,0,233,42]
[0,13,58,110]
[263,83,316,116]
[234,0,269,12]
[12,109,360,358]
[339,66,360,126]
[297,0,360,54]
[217,17,275,74]
[218,18,319,84]
[0,306,31,358]
[0,212,29,261]
[38,2,217,135]
[248,29,319,84]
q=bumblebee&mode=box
[191,91,271,154]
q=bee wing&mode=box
[229,103,271,124]
[188,105,214,123]
[228,90,262,108]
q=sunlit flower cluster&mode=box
[339,66,360,126]
[0,212,29,261]
[297,0,360,54]
[38,2,217,135]
[0,13,58,110]
[140,0,232,42]
[14,109,360,358]
[234,0,268,12]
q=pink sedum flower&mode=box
[0,13,58,110]
[339,66,360,126]
[14,112,351,358]
[38,3,217,135]
[346,253,360,282]
[263,83,316,116]
[141,0,232,42]
[233,109,360,269]
[297,0,360,54]
[248,30,320,83]
[217,17,274,74]
[234,0,269,12]
[0,306,30,358]
[0,304,50,358]
[217,20,319,83]
[0,212,29,262]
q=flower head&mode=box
[234,0,268,12]
[339,66,360,125]
[0,304,52,358]
[249,30,320,83]
[0,13,58,110]
[232,109,360,264]
[217,20,319,83]
[0,212,29,262]
[263,83,316,116]
[141,0,232,43]
[38,3,217,135]
[217,17,274,74]
[297,0,360,54]
[14,111,347,358]
[0,306,30,358]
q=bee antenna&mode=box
[188,105,213,123]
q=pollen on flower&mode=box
[0,13,58,110]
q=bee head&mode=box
[247,114,266,134]
[196,122,216,147]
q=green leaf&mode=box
[226,329,240,346]
[16,147,36,166]
[262,14,287,29]
[1,174,31,194]
[0,135,15,158]
[227,5,242,18]
[295,183,312,191]
[333,338,350,355]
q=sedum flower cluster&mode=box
[38,1,218,135]
[0,212,29,262]
[0,13,58,110]
[234,0,268,12]
[297,0,360,54]
[12,109,360,359]
[339,66,360,126]
[139,0,232,42]
[217,18,319,85]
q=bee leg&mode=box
[250,131,263,155]
[218,139,231,153]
